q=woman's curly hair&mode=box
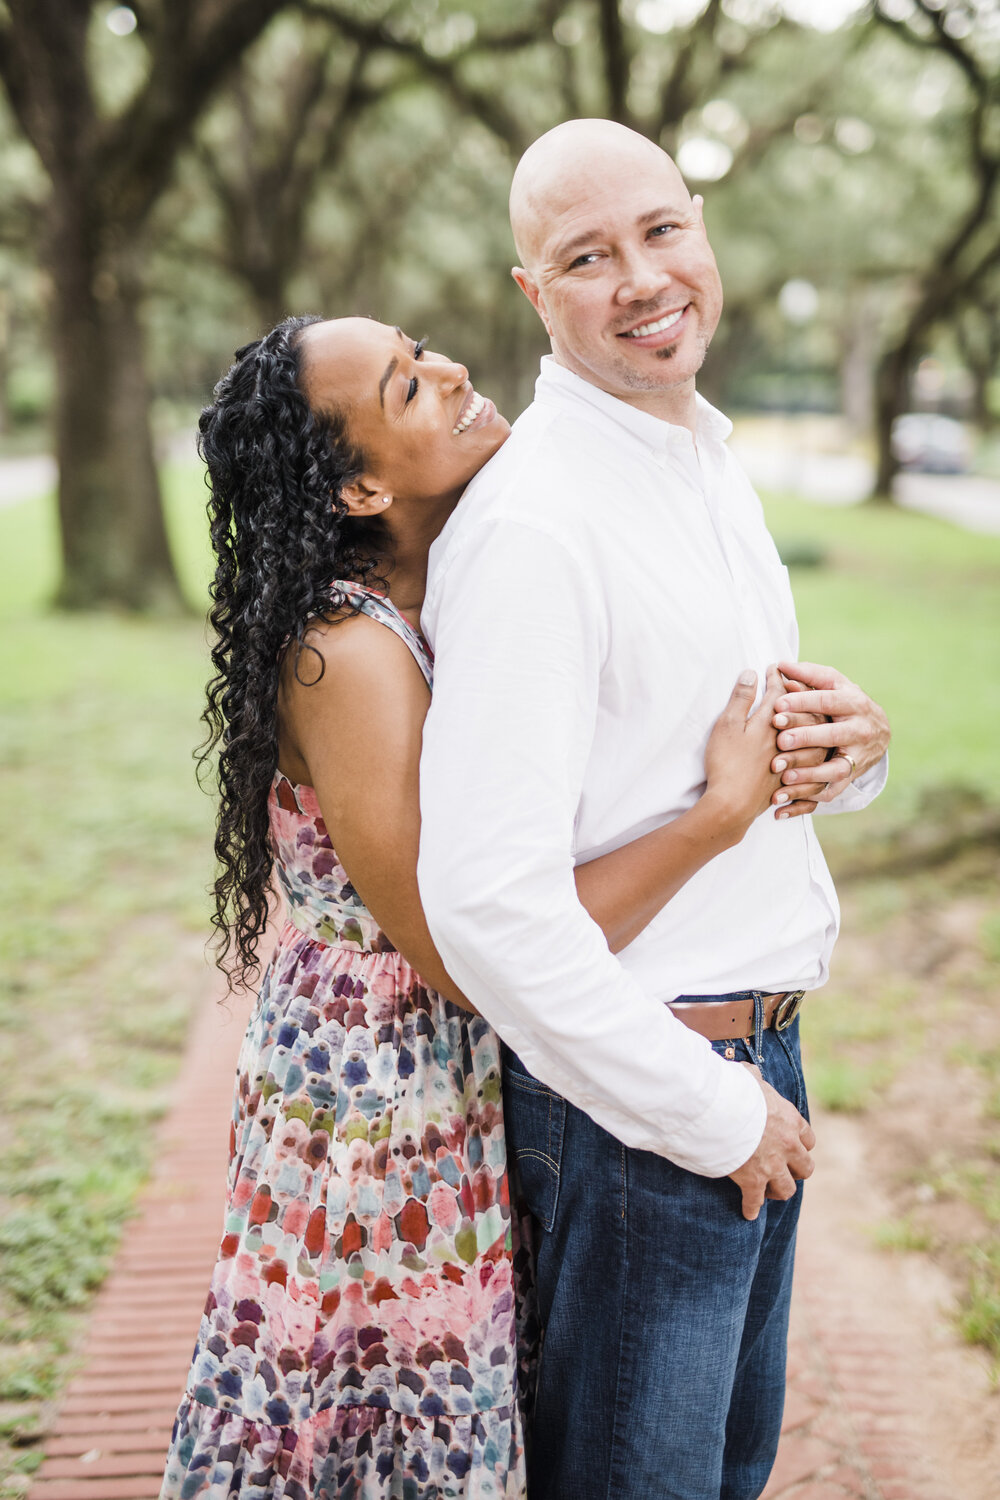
[197,314,385,992]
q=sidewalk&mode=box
[28,994,957,1500]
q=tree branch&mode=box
[597,0,632,125]
[100,0,291,228]
[294,0,555,152]
[652,0,724,139]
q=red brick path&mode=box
[29,993,952,1500]
[28,990,250,1500]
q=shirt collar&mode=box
[533,355,733,455]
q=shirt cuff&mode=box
[661,1049,768,1177]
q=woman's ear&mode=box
[337,478,393,516]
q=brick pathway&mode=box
[28,989,250,1500]
[28,993,954,1500]
[762,1253,948,1500]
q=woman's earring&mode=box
[381,496,391,506]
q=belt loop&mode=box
[750,991,766,1074]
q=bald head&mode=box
[506,118,722,425]
[509,119,690,272]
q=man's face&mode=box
[514,160,724,418]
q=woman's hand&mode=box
[767,672,837,818]
[701,666,786,839]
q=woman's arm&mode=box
[281,626,791,1002]
[279,614,472,1006]
[575,666,786,952]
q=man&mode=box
[417,119,889,1500]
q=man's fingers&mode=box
[763,1168,798,1202]
[771,710,824,734]
[773,687,862,721]
[740,1182,765,1221]
[799,1118,817,1152]
[776,718,866,753]
[776,660,848,694]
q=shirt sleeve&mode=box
[418,517,767,1177]
[813,752,889,815]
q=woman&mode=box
[160,315,822,1500]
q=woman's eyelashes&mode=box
[405,338,427,405]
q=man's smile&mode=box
[617,305,690,344]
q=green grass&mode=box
[868,1216,936,1254]
[800,976,918,1114]
[959,1243,1000,1373]
[763,493,1000,829]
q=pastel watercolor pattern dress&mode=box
[160,584,527,1500]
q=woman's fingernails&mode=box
[774,758,787,772]
[776,811,789,820]
[784,771,797,782]
[774,791,790,804]
[774,714,789,727]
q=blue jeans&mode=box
[502,1005,807,1500]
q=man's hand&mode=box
[771,660,890,808]
[729,1064,815,1221]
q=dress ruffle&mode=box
[163,1394,525,1499]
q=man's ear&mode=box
[511,266,553,337]
[338,477,393,516]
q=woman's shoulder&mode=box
[299,607,419,671]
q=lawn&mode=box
[764,492,1000,826]
[0,469,998,1486]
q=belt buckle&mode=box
[773,990,805,1031]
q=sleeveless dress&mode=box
[160,584,527,1500]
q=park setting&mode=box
[0,1,999,1497]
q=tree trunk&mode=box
[49,197,184,612]
[839,286,879,438]
[871,340,911,502]
[0,288,10,436]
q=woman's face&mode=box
[299,318,510,507]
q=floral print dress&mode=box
[160,584,526,1500]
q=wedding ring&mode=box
[839,752,857,781]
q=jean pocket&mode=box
[501,1050,566,1233]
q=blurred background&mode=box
[0,0,998,1492]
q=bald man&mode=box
[418,120,889,1500]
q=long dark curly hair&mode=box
[197,314,386,992]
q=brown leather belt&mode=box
[668,991,805,1043]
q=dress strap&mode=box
[329,580,434,689]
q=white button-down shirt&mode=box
[418,358,885,1176]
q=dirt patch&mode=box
[799,840,1000,1497]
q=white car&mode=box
[892,413,971,474]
